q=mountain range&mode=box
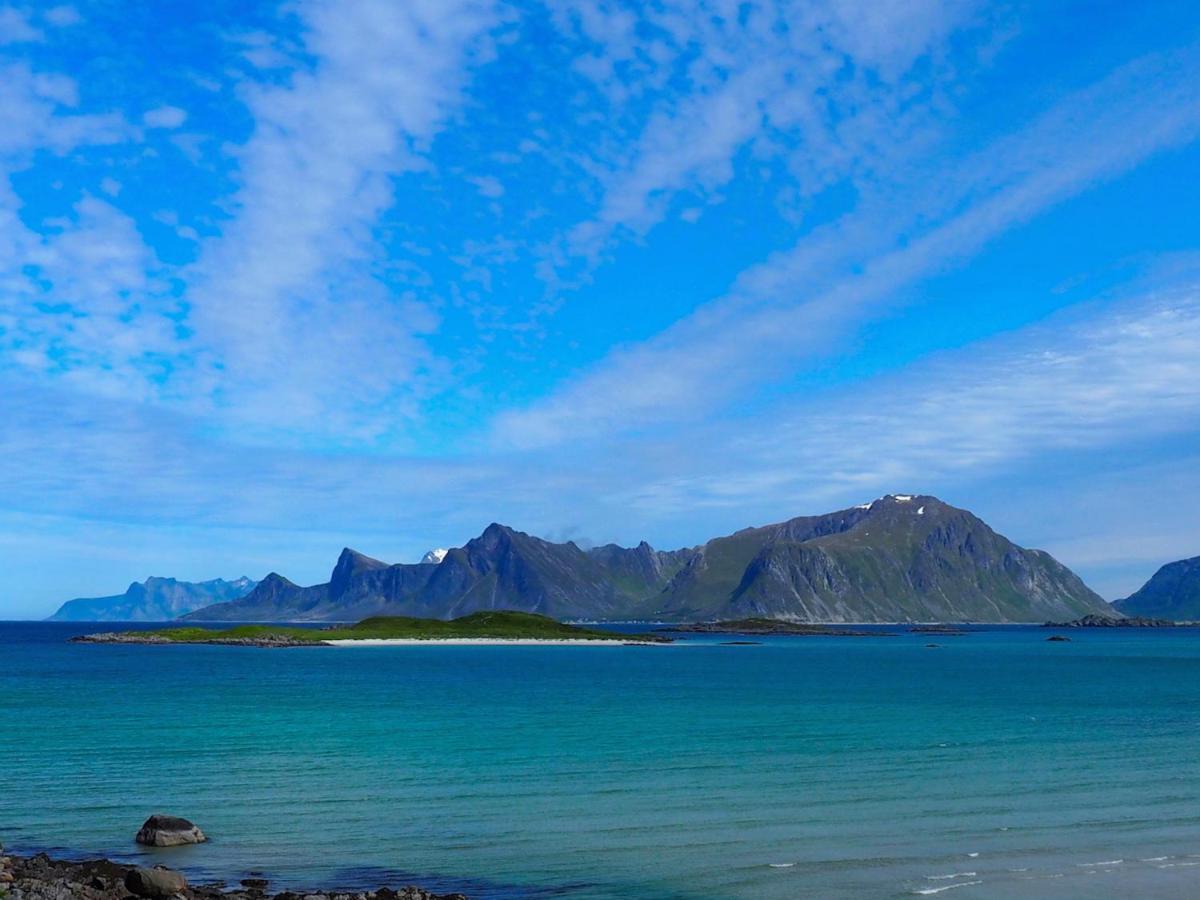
[48,576,257,622]
[1114,555,1200,621]
[182,495,1111,623]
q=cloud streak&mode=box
[184,0,502,439]
[493,43,1200,448]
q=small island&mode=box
[70,611,670,647]
[1042,614,1189,628]
[661,617,891,636]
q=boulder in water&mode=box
[135,814,207,846]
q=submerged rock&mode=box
[1046,635,1072,642]
[135,814,207,847]
[125,865,188,898]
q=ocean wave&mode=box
[913,880,983,895]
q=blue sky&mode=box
[2,0,1199,617]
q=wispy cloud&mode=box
[0,62,158,389]
[185,0,502,438]
[3,279,1199,562]
[551,0,991,261]
[493,44,1200,448]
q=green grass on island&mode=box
[115,611,669,643]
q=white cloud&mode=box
[42,5,82,28]
[469,174,504,198]
[552,0,990,260]
[185,0,502,437]
[493,43,1200,448]
[0,6,41,43]
[142,104,188,128]
[3,280,1199,612]
[0,64,161,389]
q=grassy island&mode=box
[72,610,669,646]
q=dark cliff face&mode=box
[1114,555,1200,620]
[181,495,1108,623]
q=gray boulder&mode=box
[124,865,188,897]
[135,814,207,847]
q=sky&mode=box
[1,0,1199,617]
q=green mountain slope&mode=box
[637,495,1108,622]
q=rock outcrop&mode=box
[124,865,188,898]
[135,815,207,847]
[0,851,468,900]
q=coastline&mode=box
[0,850,467,900]
[324,637,669,646]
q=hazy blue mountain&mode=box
[48,576,256,621]
[1113,555,1200,620]
[182,496,1107,624]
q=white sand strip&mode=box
[324,637,666,647]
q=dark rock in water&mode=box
[125,865,188,898]
[925,643,941,648]
[136,814,207,846]
[1046,635,1071,642]
[1043,614,1180,628]
[910,625,967,635]
[720,640,762,645]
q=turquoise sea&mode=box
[3,622,1200,898]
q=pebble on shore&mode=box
[0,851,468,900]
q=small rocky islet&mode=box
[661,618,890,636]
[1042,613,1191,628]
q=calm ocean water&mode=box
[3,622,1200,898]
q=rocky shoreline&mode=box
[661,618,891,636]
[1042,614,1191,628]
[0,850,466,900]
[69,632,324,648]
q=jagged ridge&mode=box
[183,495,1109,624]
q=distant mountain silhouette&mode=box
[49,576,257,621]
[1114,555,1200,620]
[184,496,1108,623]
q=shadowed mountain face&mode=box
[48,576,256,621]
[1114,555,1200,620]
[184,496,1110,623]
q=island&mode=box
[70,611,671,647]
[1042,614,1192,628]
[660,617,891,636]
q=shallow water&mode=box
[3,622,1200,898]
